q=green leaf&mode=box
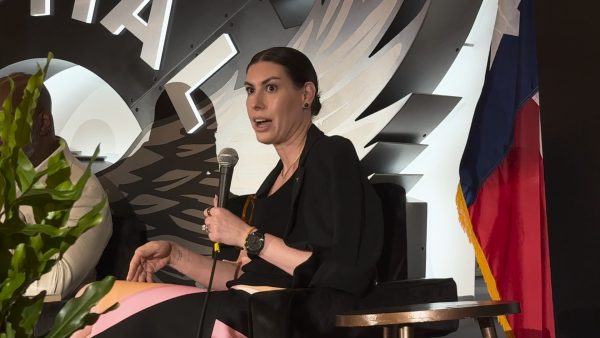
[1,321,16,338]
[10,244,26,273]
[6,293,45,337]
[0,272,25,306]
[24,236,56,276]
[0,165,18,214]
[0,166,7,210]
[0,208,26,236]
[0,78,15,156]
[69,144,100,197]
[19,224,67,237]
[45,141,71,190]
[14,150,36,194]
[0,248,11,281]
[14,188,81,205]
[13,67,46,148]
[0,78,13,117]
[63,198,107,239]
[44,276,116,338]
[19,142,69,195]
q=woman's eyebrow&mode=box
[244,76,281,87]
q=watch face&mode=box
[246,231,264,253]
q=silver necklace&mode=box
[280,152,302,179]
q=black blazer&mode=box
[254,124,384,296]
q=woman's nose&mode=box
[248,91,264,111]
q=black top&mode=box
[228,124,384,296]
[227,173,296,288]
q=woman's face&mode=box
[245,61,309,145]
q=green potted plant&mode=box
[0,53,115,337]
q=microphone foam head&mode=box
[217,148,239,167]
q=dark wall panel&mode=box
[535,1,600,337]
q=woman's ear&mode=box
[303,82,317,106]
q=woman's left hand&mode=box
[203,200,252,248]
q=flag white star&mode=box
[490,0,521,67]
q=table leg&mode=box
[477,317,498,338]
[383,326,398,338]
[399,325,414,338]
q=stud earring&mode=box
[303,103,309,109]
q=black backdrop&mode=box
[535,1,600,337]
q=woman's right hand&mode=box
[126,240,174,283]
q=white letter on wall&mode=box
[164,34,238,133]
[100,0,173,69]
[31,0,52,16]
[72,0,97,23]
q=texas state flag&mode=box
[457,0,555,337]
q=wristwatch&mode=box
[244,230,265,257]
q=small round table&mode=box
[336,300,520,338]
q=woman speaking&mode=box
[78,47,383,338]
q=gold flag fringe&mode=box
[456,184,515,338]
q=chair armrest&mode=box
[357,278,458,309]
[336,300,520,338]
[354,278,459,337]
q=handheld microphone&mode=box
[196,148,239,338]
[215,148,239,252]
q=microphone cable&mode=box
[195,245,219,338]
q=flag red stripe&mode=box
[469,98,555,338]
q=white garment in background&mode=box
[23,142,112,297]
